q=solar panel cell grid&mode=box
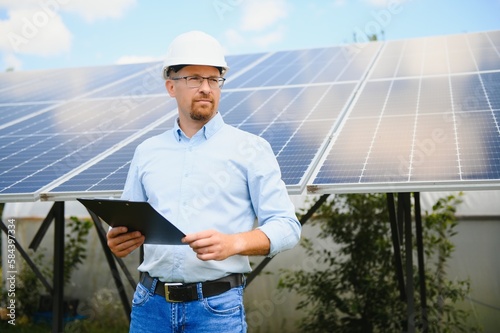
[361,115,415,182]
[336,44,381,81]
[0,103,53,125]
[224,53,266,73]
[448,50,478,73]
[0,96,176,197]
[0,63,149,103]
[451,74,491,111]
[306,84,356,120]
[87,63,166,98]
[310,31,500,192]
[383,79,420,115]
[349,81,392,117]
[314,118,378,183]
[458,111,500,179]
[418,77,452,114]
[487,30,500,48]
[50,128,168,193]
[482,72,500,110]
[224,51,299,88]
[403,114,460,182]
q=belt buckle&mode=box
[164,283,183,302]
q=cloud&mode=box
[332,0,347,6]
[0,0,136,69]
[0,0,136,21]
[364,0,410,7]
[0,8,72,55]
[62,0,136,22]
[240,0,288,32]
[115,55,162,65]
[224,29,246,46]
[2,52,23,70]
[222,0,288,53]
[251,26,286,48]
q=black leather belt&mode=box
[140,272,245,302]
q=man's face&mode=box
[166,65,222,124]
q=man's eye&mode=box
[188,77,202,82]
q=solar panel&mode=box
[43,81,360,199]
[46,129,167,196]
[0,40,380,201]
[0,63,151,103]
[309,31,500,194]
[1,30,499,202]
[0,103,55,127]
[0,96,178,201]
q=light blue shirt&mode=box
[122,112,301,283]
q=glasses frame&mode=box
[171,75,226,89]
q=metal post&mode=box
[29,203,56,251]
[52,202,65,333]
[88,209,132,322]
[401,193,415,333]
[387,193,406,301]
[414,192,428,332]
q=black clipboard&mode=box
[77,198,186,245]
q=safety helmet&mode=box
[161,31,229,80]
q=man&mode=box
[107,31,301,333]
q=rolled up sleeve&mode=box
[248,139,301,257]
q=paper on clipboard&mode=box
[77,198,186,245]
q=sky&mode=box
[1,0,500,72]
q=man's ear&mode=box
[165,80,175,97]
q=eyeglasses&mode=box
[171,75,226,89]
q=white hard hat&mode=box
[161,31,229,80]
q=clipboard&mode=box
[77,198,186,245]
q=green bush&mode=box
[279,193,481,333]
[1,216,92,320]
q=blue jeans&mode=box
[129,281,247,332]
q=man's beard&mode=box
[189,99,215,122]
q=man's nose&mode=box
[197,78,212,93]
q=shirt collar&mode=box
[173,112,224,142]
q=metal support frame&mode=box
[1,202,65,333]
[0,219,53,293]
[0,202,65,333]
[29,204,56,251]
[387,192,428,333]
[246,194,330,285]
[86,209,134,321]
[1,201,139,332]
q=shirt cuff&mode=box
[257,219,301,258]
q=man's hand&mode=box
[107,226,145,258]
[182,229,270,261]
